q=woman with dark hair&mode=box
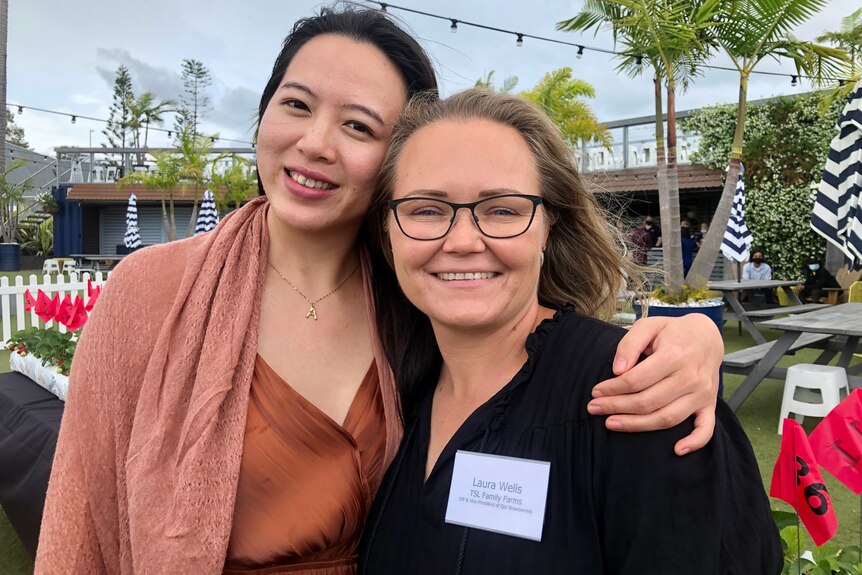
[36,7,724,574]
[360,89,780,574]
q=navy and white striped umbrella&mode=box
[720,163,753,267]
[812,79,862,270]
[123,193,142,249]
[194,190,220,235]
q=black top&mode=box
[359,308,781,575]
[803,267,840,291]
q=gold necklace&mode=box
[266,259,359,320]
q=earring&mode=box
[540,251,545,266]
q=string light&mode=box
[6,102,255,146]
[791,75,798,86]
[367,1,849,86]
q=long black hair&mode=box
[256,4,438,187]
[257,5,441,424]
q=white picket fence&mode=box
[0,272,110,342]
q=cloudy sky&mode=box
[7,0,853,155]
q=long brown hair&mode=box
[371,88,641,320]
[370,89,643,420]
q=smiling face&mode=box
[388,118,550,333]
[257,34,407,237]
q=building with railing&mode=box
[43,146,256,257]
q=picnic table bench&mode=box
[724,303,862,411]
[723,332,835,371]
[742,303,830,318]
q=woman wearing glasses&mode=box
[37,8,726,574]
[360,90,781,574]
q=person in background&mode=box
[741,250,775,304]
[742,250,772,280]
[680,219,697,277]
[628,217,654,266]
[644,215,662,247]
[694,221,708,248]
[796,256,840,303]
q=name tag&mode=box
[445,450,550,541]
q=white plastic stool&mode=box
[778,364,849,434]
[42,259,59,275]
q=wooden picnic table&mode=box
[724,302,862,412]
[708,279,805,344]
[69,253,126,272]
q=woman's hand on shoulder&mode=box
[587,313,722,456]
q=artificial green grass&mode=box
[0,318,858,570]
[723,322,862,553]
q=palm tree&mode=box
[686,0,848,283]
[817,8,862,76]
[209,157,258,212]
[120,150,182,241]
[475,70,519,93]
[176,128,214,237]
[815,8,862,112]
[118,127,216,241]
[521,67,613,151]
[126,92,176,164]
[559,0,718,292]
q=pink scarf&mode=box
[121,197,401,572]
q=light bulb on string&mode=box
[516,33,523,47]
[71,115,77,125]
[790,75,798,87]
[450,19,458,33]
[577,46,584,59]
[17,106,23,115]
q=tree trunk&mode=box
[688,74,749,284]
[0,0,8,175]
[167,192,178,242]
[186,182,200,237]
[654,78,684,292]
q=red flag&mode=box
[810,389,862,495]
[771,418,837,546]
[85,285,101,312]
[24,290,36,312]
[34,290,58,323]
[64,297,88,331]
[87,279,94,297]
[55,294,74,327]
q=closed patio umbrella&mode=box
[720,163,753,281]
[194,190,219,236]
[812,79,862,270]
[124,193,142,249]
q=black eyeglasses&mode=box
[389,194,543,241]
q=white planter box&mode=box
[9,352,69,401]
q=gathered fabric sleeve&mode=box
[35,247,182,574]
[589,361,782,574]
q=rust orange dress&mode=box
[223,354,385,575]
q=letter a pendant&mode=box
[306,304,318,320]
